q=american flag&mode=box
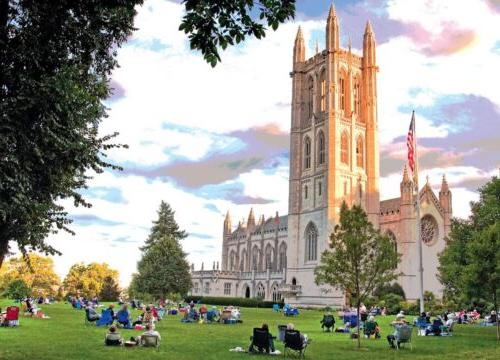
[407,111,415,174]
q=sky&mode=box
[40,0,500,286]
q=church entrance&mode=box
[245,286,250,298]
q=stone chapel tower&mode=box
[286,3,380,305]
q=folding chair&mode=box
[5,306,20,327]
[284,330,308,358]
[250,328,270,354]
[321,314,335,332]
[395,325,413,350]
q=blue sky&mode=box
[39,0,500,285]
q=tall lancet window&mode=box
[341,132,349,165]
[353,81,361,116]
[317,131,325,165]
[305,222,318,261]
[339,75,346,111]
[307,76,314,119]
[356,136,364,168]
[320,70,326,112]
[304,136,311,169]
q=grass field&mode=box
[0,300,498,360]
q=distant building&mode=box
[190,4,452,307]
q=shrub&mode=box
[373,283,406,300]
[183,296,279,308]
[380,293,404,314]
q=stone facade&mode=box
[190,4,452,307]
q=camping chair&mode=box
[85,308,99,325]
[321,314,335,332]
[284,330,307,359]
[5,306,20,327]
[415,317,429,336]
[141,334,160,351]
[116,310,131,328]
[394,325,413,350]
[363,321,377,338]
[250,328,270,353]
[96,309,114,327]
[273,304,281,312]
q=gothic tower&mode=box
[221,211,232,270]
[286,2,380,306]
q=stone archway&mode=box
[245,285,250,298]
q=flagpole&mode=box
[413,111,425,314]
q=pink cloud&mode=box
[404,21,477,56]
[485,0,500,13]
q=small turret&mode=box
[293,26,305,65]
[400,165,413,203]
[439,175,452,212]
[326,3,340,52]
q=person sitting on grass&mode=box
[364,315,381,338]
[107,304,116,320]
[320,312,335,331]
[248,323,276,353]
[116,304,131,328]
[104,325,123,346]
[426,317,444,336]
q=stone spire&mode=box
[440,174,449,193]
[247,208,256,230]
[326,2,340,52]
[223,210,232,236]
[363,20,376,66]
[293,26,305,65]
[439,174,452,233]
[315,39,319,54]
[402,164,411,184]
[400,165,413,203]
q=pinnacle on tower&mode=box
[440,174,449,192]
[315,39,319,54]
[364,19,373,35]
[402,164,411,183]
[293,26,305,64]
[327,3,336,19]
[247,208,256,229]
[326,2,340,51]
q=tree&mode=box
[0,0,139,267]
[132,236,191,300]
[315,202,400,348]
[3,279,31,299]
[63,262,119,299]
[438,176,500,340]
[99,275,121,302]
[0,254,61,297]
[0,1,295,267]
[179,0,296,66]
[141,201,187,251]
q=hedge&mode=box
[183,296,282,308]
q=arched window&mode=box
[319,70,326,112]
[304,185,308,199]
[265,244,273,270]
[353,81,361,115]
[305,222,318,261]
[271,283,281,302]
[341,132,349,165]
[339,74,346,111]
[240,250,247,272]
[307,76,314,119]
[257,283,265,299]
[252,245,259,271]
[304,136,311,169]
[317,131,325,165]
[356,136,364,168]
[229,250,236,271]
[278,242,287,271]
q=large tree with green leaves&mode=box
[141,201,187,251]
[439,176,500,340]
[0,0,295,267]
[315,202,400,348]
[63,262,119,298]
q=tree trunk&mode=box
[357,300,361,349]
[0,239,9,268]
[494,292,499,341]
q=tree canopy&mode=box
[63,262,119,299]
[439,176,499,339]
[180,0,296,66]
[315,202,400,348]
[0,254,61,297]
[141,200,187,251]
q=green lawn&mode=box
[0,300,498,360]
